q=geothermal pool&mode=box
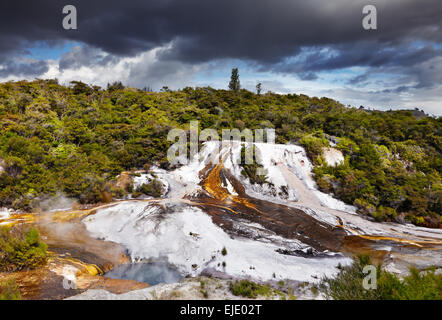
[105,261,183,285]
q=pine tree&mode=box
[229,68,240,92]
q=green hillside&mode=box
[0,79,440,227]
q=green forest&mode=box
[0,79,440,228]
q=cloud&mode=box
[321,84,442,116]
[58,45,118,70]
[40,44,205,90]
[126,51,206,89]
[0,0,441,64]
[0,58,49,77]
[0,0,441,113]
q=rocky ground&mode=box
[2,142,441,300]
[67,276,320,300]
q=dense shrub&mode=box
[300,133,329,162]
[239,145,269,185]
[0,226,48,272]
[320,255,442,300]
[137,179,164,198]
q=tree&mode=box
[143,86,153,92]
[229,68,240,92]
[70,81,91,95]
[256,82,262,95]
[107,81,124,92]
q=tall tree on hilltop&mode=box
[256,82,262,95]
[229,68,240,92]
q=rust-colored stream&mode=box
[0,202,149,299]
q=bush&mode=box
[316,175,333,193]
[372,206,398,222]
[387,267,442,300]
[300,133,329,162]
[229,280,272,298]
[320,255,442,300]
[354,198,376,216]
[239,145,269,185]
[137,179,164,198]
[0,226,48,272]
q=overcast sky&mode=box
[0,0,441,115]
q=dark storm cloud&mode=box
[0,0,441,80]
[0,59,49,77]
[58,45,118,70]
[264,41,442,85]
[298,72,318,81]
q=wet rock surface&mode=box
[2,142,441,299]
